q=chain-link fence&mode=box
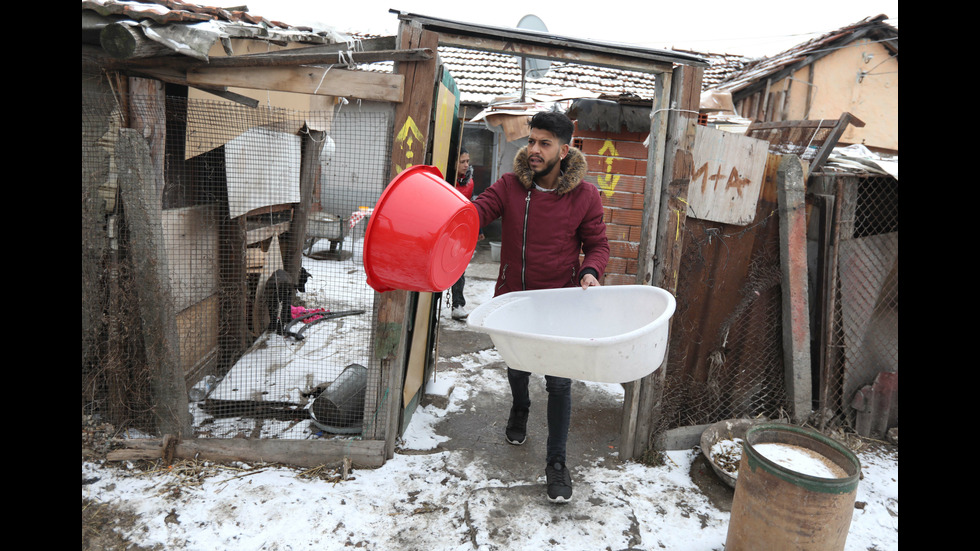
[658,206,789,434]
[653,169,898,439]
[813,173,899,435]
[82,91,392,441]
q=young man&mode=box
[450,148,475,321]
[471,111,609,502]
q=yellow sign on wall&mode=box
[597,140,621,198]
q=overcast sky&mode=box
[229,0,898,58]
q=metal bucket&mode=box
[310,364,367,433]
[725,423,862,551]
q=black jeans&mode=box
[507,367,572,464]
[451,274,465,308]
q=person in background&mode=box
[450,147,475,321]
[470,111,609,503]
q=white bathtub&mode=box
[467,285,676,383]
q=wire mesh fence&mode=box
[815,173,899,435]
[82,91,393,441]
[657,209,790,435]
[653,169,898,440]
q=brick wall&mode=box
[573,126,649,286]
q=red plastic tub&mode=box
[363,165,479,293]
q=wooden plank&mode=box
[620,64,701,460]
[631,149,693,457]
[203,48,434,67]
[776,154,812,422]
[375,21,439,460]
[745,113,865,172]
[107,436,388,468]
[116,127,192,437]
[687,126,769,226]
[634,70,672,286]
[176,294,219,376]
[436,32,675,75]
[162,206,219,309]
[282,127,324,286]
[186,66,405,103]
[403,292,433,406]
[809,113,865,172]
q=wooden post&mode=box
[633,149,693,455]
[116,128,192,437]
[372,20,439,460]
[621,64,702,460]
[621,68,670,461]
[283,125,323,282]
[100,22,175,59]
[777,154,812,422]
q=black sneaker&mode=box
[545,461,573,503]
[505,406,528,445]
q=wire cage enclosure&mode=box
[82,91,394,442]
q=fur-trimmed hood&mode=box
[512,145,588,196]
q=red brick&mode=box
[609,240,639,259]
[601,207,613,224]
[573,129,647,142]
[586,155,636,176]
[612,174,646,194]
[576,137,608,156]
[611,140,649,160]
[603,192,638,210]
[604,222,632,241]
[605,256,628,274]
[589,173,645,197]
[604,273,638,286]
[611,208,642,227]
[572,128,612,140]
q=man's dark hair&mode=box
[529,111,574,145]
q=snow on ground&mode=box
[83,241,897,550]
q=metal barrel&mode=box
[725,423,862,551]
[311,363,367,432]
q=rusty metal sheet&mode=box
[664,154,784,422]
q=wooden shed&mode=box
[711,14,898,154]
[81,1,710,467]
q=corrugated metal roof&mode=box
[82,0,346,47]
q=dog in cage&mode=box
[265,267,312,340]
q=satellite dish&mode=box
[516,14,551,80]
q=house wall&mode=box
[778,38,898,152]
[574,126,650,285]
